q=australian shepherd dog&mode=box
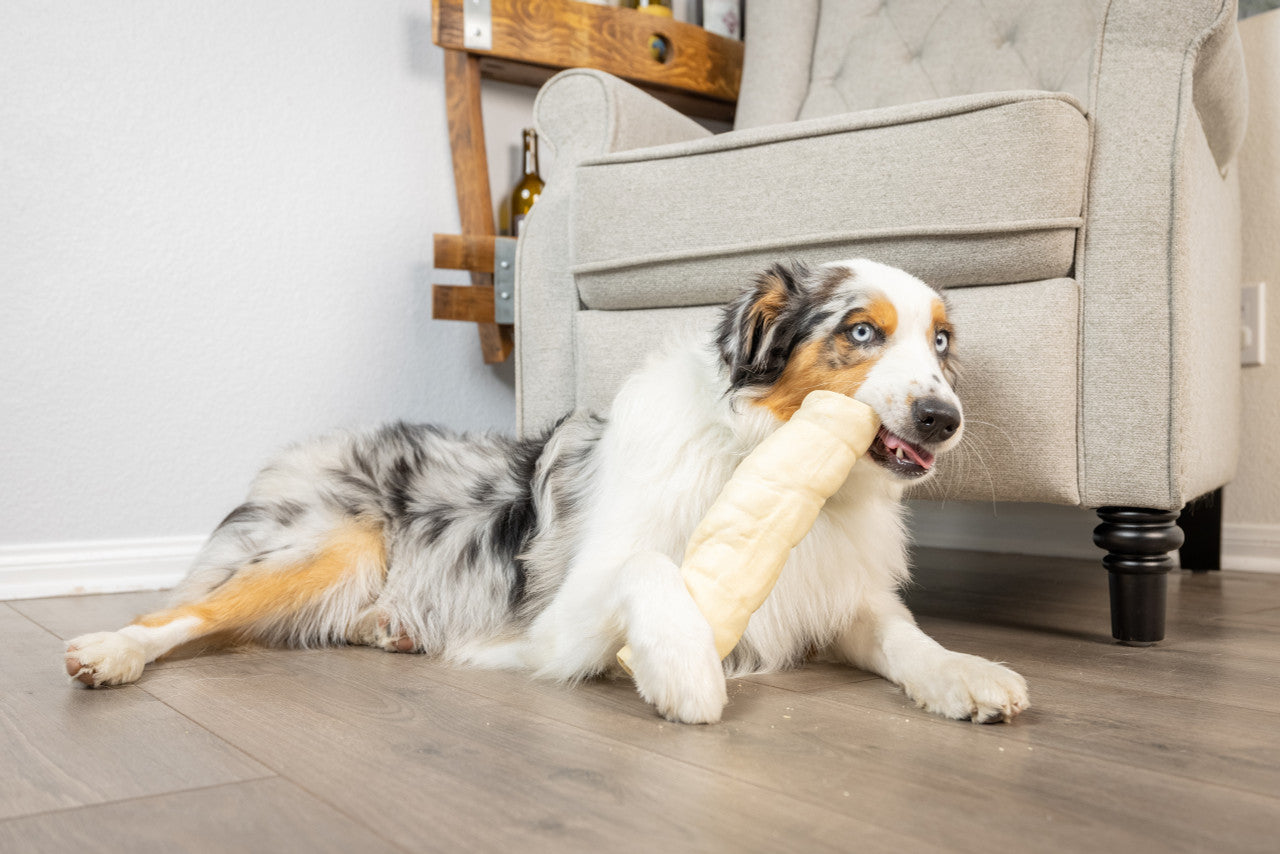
[64,259,1028,725]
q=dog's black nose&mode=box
[912,397,961,442]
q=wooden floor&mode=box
[2,549,1278,853]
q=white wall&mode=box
[0,2,533,593]
[1233,10,1280,533]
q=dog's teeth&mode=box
[896,448,906,460]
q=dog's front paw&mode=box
[627,637,727,725]
[65,632,146,687]
[903,653,1029,723]
[632,654,728,725]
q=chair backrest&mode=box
[736,0,1108,130]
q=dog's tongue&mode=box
[882,430,935,469]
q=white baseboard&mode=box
[1222,522,1280,573]
[0,536,204,601]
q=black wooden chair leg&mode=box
[1177,488,1223,571]
[1093,508,1184,644]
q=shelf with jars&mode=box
[429,0,744,363]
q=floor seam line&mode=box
[0,774,280,827]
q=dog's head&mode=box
[716,259,961,481]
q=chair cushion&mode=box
[910,277,1081,505]
[570,90,1089,310]
[574,278,1081,505]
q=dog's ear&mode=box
[716,262,809,390]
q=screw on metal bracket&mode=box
[463,0,492,50]
[493,237,517,324]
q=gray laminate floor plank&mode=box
[8,551,1280,853]
[376,645,1280,854]
[910,609,1280,714]
[134,650,926,854]
[907,550,1280,659]
[0,605,271,822]
[924,628,1280,717]
[739,660,880,692]
[813,656,1280,796]
[0,777,395,854]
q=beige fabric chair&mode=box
[514,0,1249,643]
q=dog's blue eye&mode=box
[935,330,950,354]
[850,323,875,344]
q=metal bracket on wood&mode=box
[462,0,493,50]
[430,233,517,359]
[493,236,516,324]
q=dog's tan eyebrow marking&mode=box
[931,299,949,328]
[931,299,955,353]
[842,295,898,337]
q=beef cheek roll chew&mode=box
[617,390,880,672]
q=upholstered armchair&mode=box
[513,0,1249,644]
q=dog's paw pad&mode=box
[375,614,421,653]
[64,632,146,687]
[387,634,417,653]
[64,654,92,685]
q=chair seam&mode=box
[572,218,1085,275]
[578,92,1087,168]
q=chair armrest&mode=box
[533,69,713,181]
[1097,0,1247,170]
[1077,0,1247,509]
[519,71,709,434]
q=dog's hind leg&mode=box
[613,551,727,724]
[64,519,387,687]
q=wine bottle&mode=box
[509,128,543,238]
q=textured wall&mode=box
[0,1,530,546]
[1228,9,1280,525]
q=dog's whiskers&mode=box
[961,419,1016,452]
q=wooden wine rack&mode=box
[430,0,744,363]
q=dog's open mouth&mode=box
[868,427,936,478]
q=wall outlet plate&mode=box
[1242,282,1266,367]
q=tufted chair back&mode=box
[736,0,1110,129]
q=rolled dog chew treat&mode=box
[616,391,880,673]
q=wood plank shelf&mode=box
[432,233,510,326]
[430,0,743,363]
[434,0,743,121]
